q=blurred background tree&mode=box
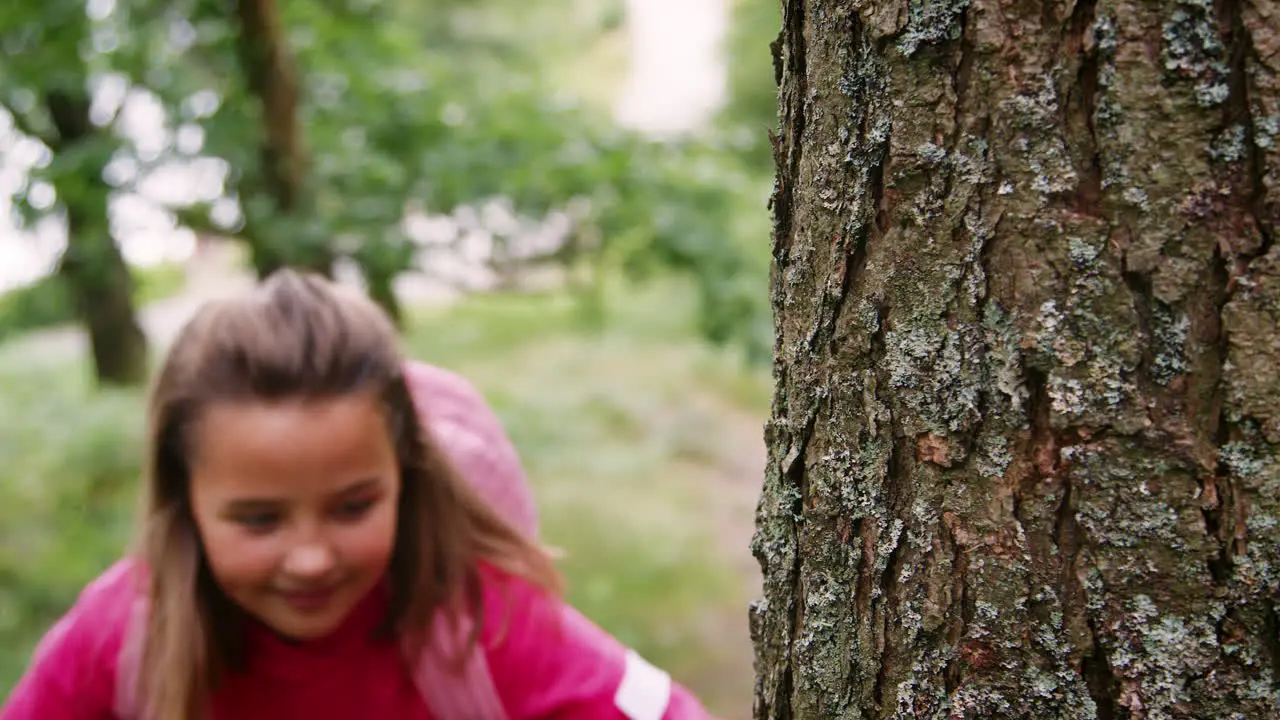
[0,0,780,714]
[0,0,153,384]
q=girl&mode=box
[2,270,715,720]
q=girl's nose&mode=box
[282,542,336,579]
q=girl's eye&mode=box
[334,498,375,521]
[235,512,280,532]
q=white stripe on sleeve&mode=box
[613,649,672,720]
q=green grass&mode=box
[0,278,768,716]
[0,368,142,686]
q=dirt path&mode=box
[0,246,253,363]
[0,246,467,364]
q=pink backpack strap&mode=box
[401,361,530,718]
[411,609,508,720]
[113,598,146,719]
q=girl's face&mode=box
[189,393,401,640]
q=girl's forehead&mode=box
[189,396,398,499]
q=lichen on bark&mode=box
[752,0,1280,717]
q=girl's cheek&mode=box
[205,526,285,582]
[344,506,398,568]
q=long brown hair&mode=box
[132,269,560,719]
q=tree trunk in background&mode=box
[45,91,149,387]
[751,0,1279,717]
[365,274,405,327]
[233,0,335,279]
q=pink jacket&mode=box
[1,559,713,720]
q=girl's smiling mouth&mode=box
[278,584,340,613]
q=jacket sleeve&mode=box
[481,571,716,720]
[1,563,134,720]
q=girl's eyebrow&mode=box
[222,478,381,511]
[224,497,282,513]
[331,478,381,498]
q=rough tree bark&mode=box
[751,0,1279,717]
[45,90,149,386]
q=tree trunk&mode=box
[751,0,1279,717]
[365,272,404,327]
[233,0,335,278]
[45,91,149,387]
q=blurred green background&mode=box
[0,0,781,715]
